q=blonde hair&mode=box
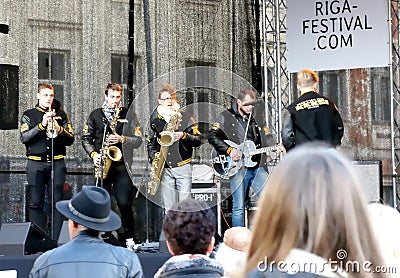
[297,68,318,88]
[244,144,387,277]
[368,203,400,273]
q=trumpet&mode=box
[46,106,58,138]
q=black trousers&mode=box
[100,163,136,236]
[26,159,66,240]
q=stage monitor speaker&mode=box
[191,180,221,236]
[57,221,70,246]
[352,160,383,203]
[0,64,19,130]
[0,222,57,255]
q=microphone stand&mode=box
[241,109,252,227]
[96,119,109,187]
[49,108,56,240]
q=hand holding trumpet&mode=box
[42,108,60,136]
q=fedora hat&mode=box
[56,186,121,232]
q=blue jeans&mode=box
[229,167,269,227]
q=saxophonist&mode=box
[82,83,142,244]
[20,84,74,240]
[147,84,201,211]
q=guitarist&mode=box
[208,89,284,227]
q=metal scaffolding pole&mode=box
[390,0,400,208]
[261,0,400,208]
[260,0,289,139]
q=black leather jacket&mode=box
[20,105,74,160]
[81,107,142,161]
[147,108,201,168]
[208,103,274,169]
[281,91,344,151]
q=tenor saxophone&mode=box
[95,107,123,179]
[148,111,182,195]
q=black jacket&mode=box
[81,107,142,162]
[147,108,201,168]
[208,103,274,169]
[20,105,74,160]
[281,91,344,151]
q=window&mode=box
[289,70,347,117]
[38,51,69,109]
[371,67,390,122]
[112,55,136,106]
[318,70,345,109]
[185,61,217,142]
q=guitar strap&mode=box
[242,109,253,151]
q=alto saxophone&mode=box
[95,107,123,179]
[148,111,182,195]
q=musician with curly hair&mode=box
[82,83,142,244]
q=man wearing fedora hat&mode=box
[29,186,143,278]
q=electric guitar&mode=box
[211,140,278,178]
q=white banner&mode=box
[286,0,390,72]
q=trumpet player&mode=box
[82,83,142,245]
[147,84,201,211]
[20,84,74,240]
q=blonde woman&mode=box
[368,203,400,276]
[244,145,387,278]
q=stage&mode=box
[0,251,171,278]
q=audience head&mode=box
[215,227,252,277]
[368,203,400,268]
[56,186,121,239]
[162,199,216,256]
[223,226,252,252]
[245,144,386,277]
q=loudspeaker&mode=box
[352,160,383,203]
[191,180,221,236]
[0,64,19,130]
[0,222,57,255]
[57,221,70,246]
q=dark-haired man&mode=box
[209,89,284,227]
[154,199,224,277]
[82,83,142,243]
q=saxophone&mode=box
[95,107,123,179]
[148,111,182,195]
